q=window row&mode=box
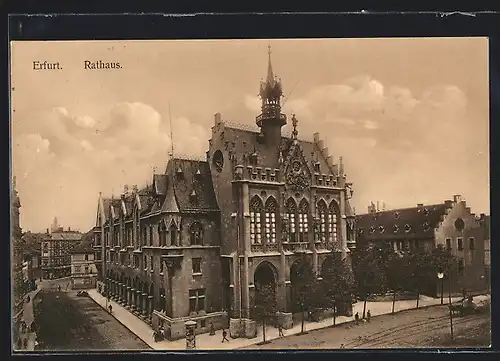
[104,221,205,248]
[445,237,475,251]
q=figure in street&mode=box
[108,304,113,314]
[354,312,359,325]
[221,329,229,342]
[278,324,285,337]
[209,322,215,336]
[367,310,371,323]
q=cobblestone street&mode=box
[34,289,150,350]
[242,305,491,349]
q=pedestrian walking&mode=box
[340,343,345,349]
[367,310,371,323]
[209,322,215,336]
[221,329,229,343]
[108,304,113,314]
[354,312,359,325]
[58,285,61,292]
[278,324,285,337]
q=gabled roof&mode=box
[356,203,450,240]
[219,123,337,177]
[166,158,219,212]
[70,240,94,254]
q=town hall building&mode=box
[94,48,357,340]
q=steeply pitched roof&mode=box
[166,158,219,212]
[220,123,338,177]
[356,203,450,240]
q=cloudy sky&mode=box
[11,38,489,232]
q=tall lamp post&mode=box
[447,269,454,342]
[437,272,444,305]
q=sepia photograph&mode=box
[10,37,491,351]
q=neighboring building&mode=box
[21,232,44,280]
[71,231,98,289]
[11,176,24,314]
[478,214,490,291]
[95,49,357,340]
[356,195,488,297]
[41,227,82,279]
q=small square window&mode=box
[192,258,202,274]
[469,237,475,250]
[445,238,452,251]
[457,238,464,251]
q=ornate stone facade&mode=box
[95,49,357,340]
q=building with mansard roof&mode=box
[95,48,357,340]
[356,195,489,297]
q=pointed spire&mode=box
[267,43,274,84]
[292,114,298,140]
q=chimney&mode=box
[133,184,138,192]
[444,200,453,207]
[313,132,320,143]
[214,112,222,126]
[339,156,344,176]
[382,202,386,211]
[376,201,380,212]
[68,227,71,232]
[124,184,129,194]
[453,194,462,203]
[46,228,49,234]
[417,203,424,207]
[318,140,324,150]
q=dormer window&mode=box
[369,226,375,234]
[195,168,202,177]
[394,212,400,219]
[404,224,412,233]
[314,162,320,173]
[358,228,364,234]
[176,166,184,179]
[379,225,385,234]
[393,224,399,233]
[423,208,430,216]
[190,189,198,203]
[423,221,430,231]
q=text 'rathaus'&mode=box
[94,48,357,340]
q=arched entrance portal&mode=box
[290,258,314,313]
[253,262,278,323]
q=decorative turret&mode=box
[256,44,287,146]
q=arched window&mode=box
[328,201,340,244]
[285,198,297,242]
[264,197,278,244]
[170,223,178,246]
[159,222,167,246]
[189,222,204,245]
[317,200,328,242]
[298,199,309,242]
[250,196,263,244]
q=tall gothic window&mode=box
[170,223,178,246]
[250,196,263,244]
[298,199,309,242]
[328,201,339,244]
[285,198,297,242]
[317,200,328,242]
[149,225,154,246]
[264,197,277,244]
[159,222,167,246]
[189,222,204,245]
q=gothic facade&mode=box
[95,49,357,340]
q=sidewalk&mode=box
[14,281,43,352]
[88,289,489,350]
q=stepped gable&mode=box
[356,203,449,240]
[166,157,219,212]
[221,122,335,176]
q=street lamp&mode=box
[437,272,444,305]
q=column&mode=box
[241,183,251,319]
[148,295,154,318]
[130,288,136,310]
[136,290,142,312]
[339,191,348,260]
[142,292,148,316]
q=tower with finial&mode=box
[291,114,299,140]
[256,43,287,146]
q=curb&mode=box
[87,293,154,350]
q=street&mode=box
[242,305,490,349]
[33,287,150,350]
